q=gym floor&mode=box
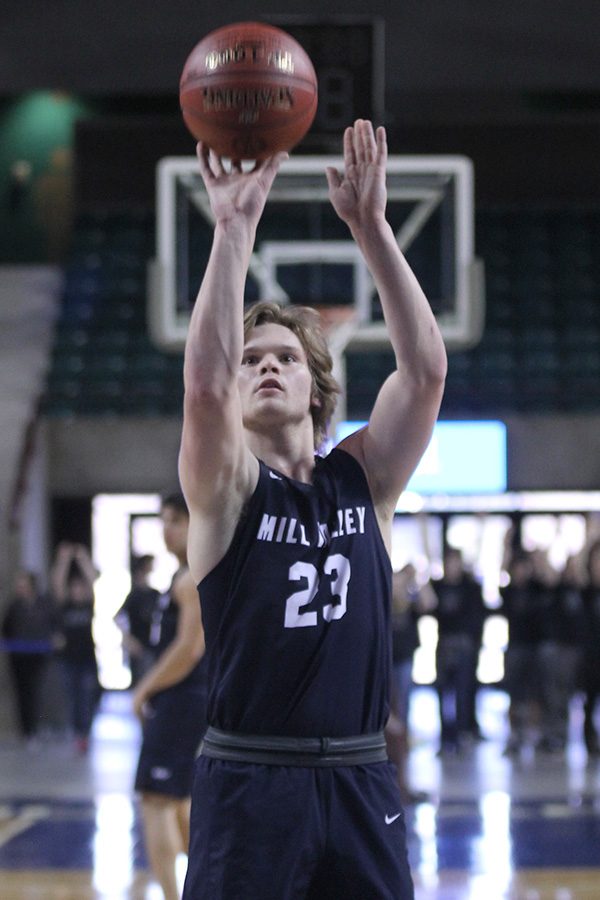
[1,688,599,899]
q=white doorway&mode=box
[90,494,180,690]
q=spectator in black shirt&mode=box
[499,550,544,755]
[581,539,600,756]
[1,570,54,744]
[537,554,586,753]
[115,554,160,687]
[51,542,100,754]
[432,547,486,754]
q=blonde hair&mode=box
[243,302,340,449]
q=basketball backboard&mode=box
[148,154,484,354]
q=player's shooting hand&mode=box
[326,119,387,231]
[197,142,288,229]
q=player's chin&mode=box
[245,402,288,428]
[253,390,286,406]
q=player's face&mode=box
[239,323,318,431]
[161,506,189,559]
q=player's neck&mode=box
[246,422,316,482]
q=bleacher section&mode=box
[42,211,184,416]
[41,207,600,420]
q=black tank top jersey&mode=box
[59,599,97,665]
[198,447,392,738]
[150,571,206,690]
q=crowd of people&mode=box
[0,537,199,760]
[3,534,600,764]
[1,542,101,753]
[500,538,600,757]
[388,537,600,763]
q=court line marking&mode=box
[0,805,50,848]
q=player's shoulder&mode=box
[171,566,197,602]
[317,444,371,493]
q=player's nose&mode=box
[259,354,280,373]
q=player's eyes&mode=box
[280,354,296,363]
[242,356,257,366]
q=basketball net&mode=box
[314,304,359,428]
[314,304,358,354]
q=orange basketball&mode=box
[179,21,318,160]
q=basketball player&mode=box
[179,120,447,899]
[133,494,206,900]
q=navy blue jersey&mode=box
[198,447,392,738]
[150,571,206,690]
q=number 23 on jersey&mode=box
[284,554,351,628]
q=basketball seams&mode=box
[181,73,317,92]
[182,108,316,134]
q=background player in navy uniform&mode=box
[114,554,160,686]
[133,494,207,900]
[179,119,447,899]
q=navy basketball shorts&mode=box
[134,684,206,799]
[183,757,414,899]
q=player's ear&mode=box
[310,391,322,409]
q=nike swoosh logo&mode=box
[385,813,401,825]
[269,471,282,480]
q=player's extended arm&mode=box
[132,571,204,719]
[72,544,99,593]
[178,146,287,575]
[50,542,74,604]
[326,120,447,513]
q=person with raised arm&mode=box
[179,119,447,899]
[50,541,100,754]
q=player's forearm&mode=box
[74,549,98,588]
[351,218,447,384]
[50,564,69,602]
[139,637,204,697]
[184,219,255,394]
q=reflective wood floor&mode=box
[1,689,599,899]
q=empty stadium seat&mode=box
[42,205,600,418]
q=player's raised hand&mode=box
[197,142,288,229]
[326,119,387,230]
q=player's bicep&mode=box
[369,372,443,498]
[173,572,205,657]
[342,370,444,506]
[178,384,248,510]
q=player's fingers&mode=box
[325,167,342,191]
[272,150,289,167]
[353,119,368,163]
[375,126,388,165]
[197,142,214,179]
[359,120,376,163]
[343,126,357,168]
[258,151,288,179]
[211,151,226,175]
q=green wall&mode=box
[0,92,92,262]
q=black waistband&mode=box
[200,727,387,767]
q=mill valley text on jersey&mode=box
[256,504,367,547]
